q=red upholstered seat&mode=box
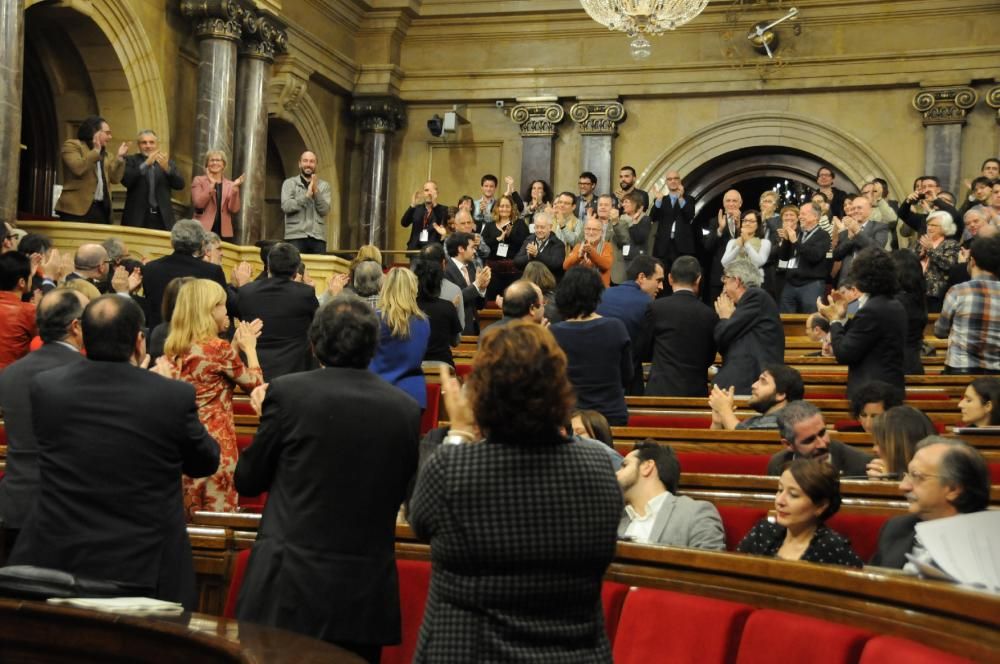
[833,419,864,432]
[613,587,752,664]
[381,559,432,664]
[627,414,714,429]
[455,363,473,379]
[716,505,769,551]
[601,581,629,647]
[676,452,770,475]
[0,423,6,446]
[222,548,252,619]
[232,399,255,416]
[735,609,871,664]
[859,635,974,664]
[804,391,846,400]
[421,383,441,436]
[826,512,891,563]
[236,434,267,511]
[990,462,1000,485]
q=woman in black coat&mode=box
[891,249,928,375]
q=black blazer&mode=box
[401,203,449,250]
[444,259,486,335]
[767,439,873,477]
[869,513,920,569]
[141,252,228,328]
[703,219,740,294]
[120,154,184,229]
[234,277,319,381]
[512,234,566,280]
[235,367,420,646]
[713,288,784,394]
[896,291,928,376]
[9,360,218,608]
[780,226,831,286]
[0,343,86,530]
[640,290,718,397]
[650,195,696,260]
[830,294,907,400]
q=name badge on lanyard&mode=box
[497,242,509,258]
[419,229,429,242]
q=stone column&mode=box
[912,87,977,195]
[180,0,242,171]
[569,100,625,196]
[987,86,1000,156]
[509,99,564,189]
[350,97,405,249]
[232,15,286,245]
[0,0,24,222]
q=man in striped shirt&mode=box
[935,235,1000,374]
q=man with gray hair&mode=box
[350,260,384,309]
[712,257,784,394]
[512,210,566,280]
[121,129,184,230]
[871,436,990,569]
[766,400,872,476]
[778,201,831,313]
[141,219,228,327]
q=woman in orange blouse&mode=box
[563,216,613,287]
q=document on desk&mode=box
[47,596,185,615]
[914,511,1000,593]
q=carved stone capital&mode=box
[912,87,978,126]
[569,101,625,136]
[986,86,1000,124]
[509,102,564,137]
[180,0,243,41]
[351,96,406,134]
[238,9,287,61]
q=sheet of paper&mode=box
[914,511,1000,593]
[48,596,185,616]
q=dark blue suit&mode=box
[597,282,651,394]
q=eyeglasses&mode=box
[902,470,939,484]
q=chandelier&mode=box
[580,0,710,59]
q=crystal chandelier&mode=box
[580,0,710,59]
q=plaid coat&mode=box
[409,436,622,663]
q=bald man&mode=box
[65,243,111,293]
[650,170,696,283]
[703,189,743,302]
[282,150,332,255]
[402,180,449,250]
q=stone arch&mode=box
[640,112,904,203]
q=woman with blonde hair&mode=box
[191,150,243,241]
[370,267,430,408]
[154,278,263,517]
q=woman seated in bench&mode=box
[958,377,1000,429]
[737,458,863,567]
[866,406,936,480]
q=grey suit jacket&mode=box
[618,493,726,550]
[832,221,890,286]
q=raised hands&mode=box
[714,292,735,319]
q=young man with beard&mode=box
[281,150,332,254]
[766,401,873,477]
[708,364,804,430]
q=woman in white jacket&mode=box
[721,209,771,280]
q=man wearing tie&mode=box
[444,232,492,335]
[703,189,743,302]
[779,202,832,313]
[650,170,696,284]
[121,130,185,230]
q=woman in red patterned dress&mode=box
[155,278,263,517]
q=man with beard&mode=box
[615,166,649,213]
[282,150,332,254]
[708,364,804,430]
[766,401,873,477]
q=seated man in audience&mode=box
[0,288,88,561]
[235,296,420,663]
[0,252,37,371]
[512,210,566,281]
[2,222,18,253]
[848,380,904,433]
[713,257,784,394]
[235,242,319,380]
[488,280,545,334]
[709,364,804,430]
[141,219,229,328]
[65,243,112,293]
[8,295,219,608]
[641,256,717,397]
[617,441,725,550]
[935,235,1000,375]
[767,400,872,476]
[870,437,989,569]
[804,312,832,357]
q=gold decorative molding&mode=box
[350,96,406,134]
[509,102,564,137]
[569,101,625,136]
[180,0,243,41]
[986,86,1000,124]
[911,87,978,126]
[238,7,288,61]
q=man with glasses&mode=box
[575,172,598,221]
[870,437,989,569]
[65,244,114,293]
[766,400,873,476]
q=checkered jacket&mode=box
[935,276,1000,370]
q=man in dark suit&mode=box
[445,231,491,336]
[766,401,872,477]
[703,189,742,303]
[649,170,696,281]
[401,180,449,250]
[121,130,184,230]
[870,437,990,568]
[8,295,219,607]
[598,255,663,395]
[141,219,229,328]
[512,211,566,280]
[0,289,88,562]
[235,296,420,664]
[234,242,319,380]
[778,201,832,313]
[832,196,890,287]
[820,247,906,401]
[712,257,784,395]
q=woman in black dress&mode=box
[413,257,461,366]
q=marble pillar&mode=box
[569,101,625,196]
[232,15,286,246]
[181,1,242,171]
[987,86,1000,156]
[912,87,977,195]
[509,100,564,189]
[0,0,24,222]
[350,97,405,249]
